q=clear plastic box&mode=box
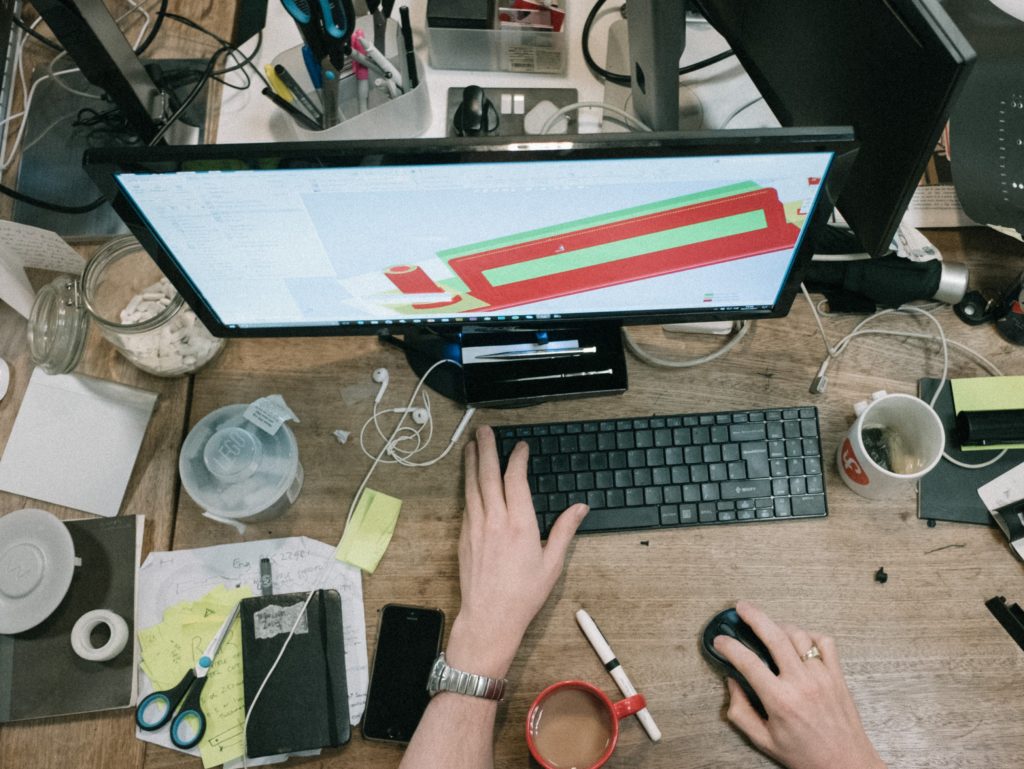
[426,26,566,73]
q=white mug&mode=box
[837,391,945,500]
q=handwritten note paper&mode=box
[0,220,84,318]
[335,488,403,573]
[136,538,367,766]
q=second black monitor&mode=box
[695,0,975,256]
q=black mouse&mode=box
[701,607,779,717]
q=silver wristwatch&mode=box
[426,652,507,701]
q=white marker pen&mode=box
[575,608,662,742]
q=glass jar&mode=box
[28,236,224,377]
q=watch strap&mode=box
[429,652,507,701]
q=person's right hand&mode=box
[712,601,886,769]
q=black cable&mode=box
[13,16,63,52]
[0,182,106,214]
[147,43,235,145]
[134,0,169,56]
[582,0,736,86]
[163,14,269,88]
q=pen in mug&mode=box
[575,608,662,742]
[273,63,325,125]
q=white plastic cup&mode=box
[836,392,945,500]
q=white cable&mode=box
[719,95,764,129]
[621,321,750,368]
[540,100,652,135]
[351,358,473,524]
[800,286,1008,469]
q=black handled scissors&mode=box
[135,604,240,750]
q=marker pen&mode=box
[575,608,662,742]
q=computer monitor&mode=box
[84,129,857,406]
[692,0,975,257]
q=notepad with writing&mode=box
[239,589,350,759]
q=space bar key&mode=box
[574,506,661,532]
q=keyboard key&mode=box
[730,422,766,442]
[660,505,680,525]
[721,479,772,499]
[577,506,659,532]
[792,495,826,517]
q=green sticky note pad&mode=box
[950,375,1024,451]
[335,488,403,573]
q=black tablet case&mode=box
[918,378,1022,525]
[239,589,350,758]
[0,515,141,722]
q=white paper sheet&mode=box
[136,537,368,766]
[0,369,157,517]
[0,220,84,318]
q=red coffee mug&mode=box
[526,680,646,769]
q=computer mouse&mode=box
[701,607,778,717]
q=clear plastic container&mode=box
[179,403,303,522]
[28,236,224,377]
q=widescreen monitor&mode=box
[85,129,856,405]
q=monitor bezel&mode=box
[84,128,857,338]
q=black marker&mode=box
[399,6,418,89]
[261,87,321,131]
[274,63,324,125]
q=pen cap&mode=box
[180,403,303,522]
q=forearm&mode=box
[398,616,518,769]
[398,692,499,769]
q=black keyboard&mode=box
[495,407,827,537]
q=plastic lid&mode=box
[179,404,299,519]
[0,508,77,634]
[28,275,89,375]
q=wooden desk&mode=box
[2,227,1023,769]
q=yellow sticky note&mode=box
[137,585,253,768]
[951,375,1024,451]
[335,488,403,573]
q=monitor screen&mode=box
[85,129,856,338]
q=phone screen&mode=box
[362,604,445,743]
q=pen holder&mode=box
[269,45,431,141]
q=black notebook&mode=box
[918,378,1022,525]
[0,514,143,722]
[239,589,350,759]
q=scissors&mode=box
[281,0,355,70]
[136,604,240,750]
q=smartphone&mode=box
[362,603,445,743]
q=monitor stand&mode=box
[601,18,702,132]
[381,322,629,408]
[12,60,207,240]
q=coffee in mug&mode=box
[526,680,644,769]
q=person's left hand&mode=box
[446,426,589,678]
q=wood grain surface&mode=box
[2,3,1024,767]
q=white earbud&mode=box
[387,407,430,425]
[372,368,389,403]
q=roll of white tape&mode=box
[70,609,130,662]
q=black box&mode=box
[426,0,496,29]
